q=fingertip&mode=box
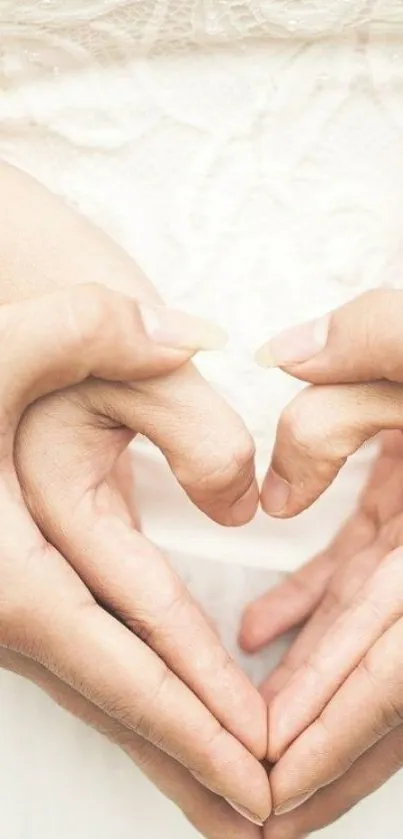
[259,678,278,705]
[238,603,269,653]
[237,626,257,654]
[228,478,260,526]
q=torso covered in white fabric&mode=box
[1,1,403,573]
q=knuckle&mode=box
[379,698,403,735]
[279,387,355,466]
[303,652,328,684]
[192,723,235,781]
[359,652,381,690]
[286,570,313,601]
[210,431,255,490]
[188,428,255,496]
[279,392,326,458]
[324,581,347,613]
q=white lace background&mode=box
[0,7,402,836]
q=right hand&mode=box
[0,162,271,830]
[239,431,403,838]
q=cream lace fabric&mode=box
[0,6,402,835]
[0,1,402,68]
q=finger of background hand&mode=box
[262,538,383,704]
[248,432,403,662]
[20,556,271,823]
[261,381,403,518]
[268,551,403,761]
[260,443,403,700]
[263,725,403,838]
[0,283,225,431]
[82,372,259,527]
[256,289,403,385]
[0,649,260,839]
[241,507,378,694]
[239,550,334,654]
[270,614,403,812]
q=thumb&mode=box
[0,282,225,433]
[255,289,403,385]
[78,367,259,527]
[261,379,403,518]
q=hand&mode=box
[0,286,268,823]
[1,645,270,839]
[0,162,271,828]
[241,289,403,834]
[241,431,403,837]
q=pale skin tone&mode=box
[0,161,271,831]
[3,161,403,838]
[241,290,403,836]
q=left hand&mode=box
[0,162,270,831]
[241,289,403,835]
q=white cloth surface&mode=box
[0,1,402,836]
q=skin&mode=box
[241,290,403,835]
[0,161,271,828]
[7,170,403,837]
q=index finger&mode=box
[19,548,271,824]
[19,414,267,765]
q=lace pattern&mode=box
[0,1,403,86]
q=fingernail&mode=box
[274,792,313,816]
[255,315,329,368]
[226,800,266,826]
[262,469,290,515]
[139,304,228,352]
